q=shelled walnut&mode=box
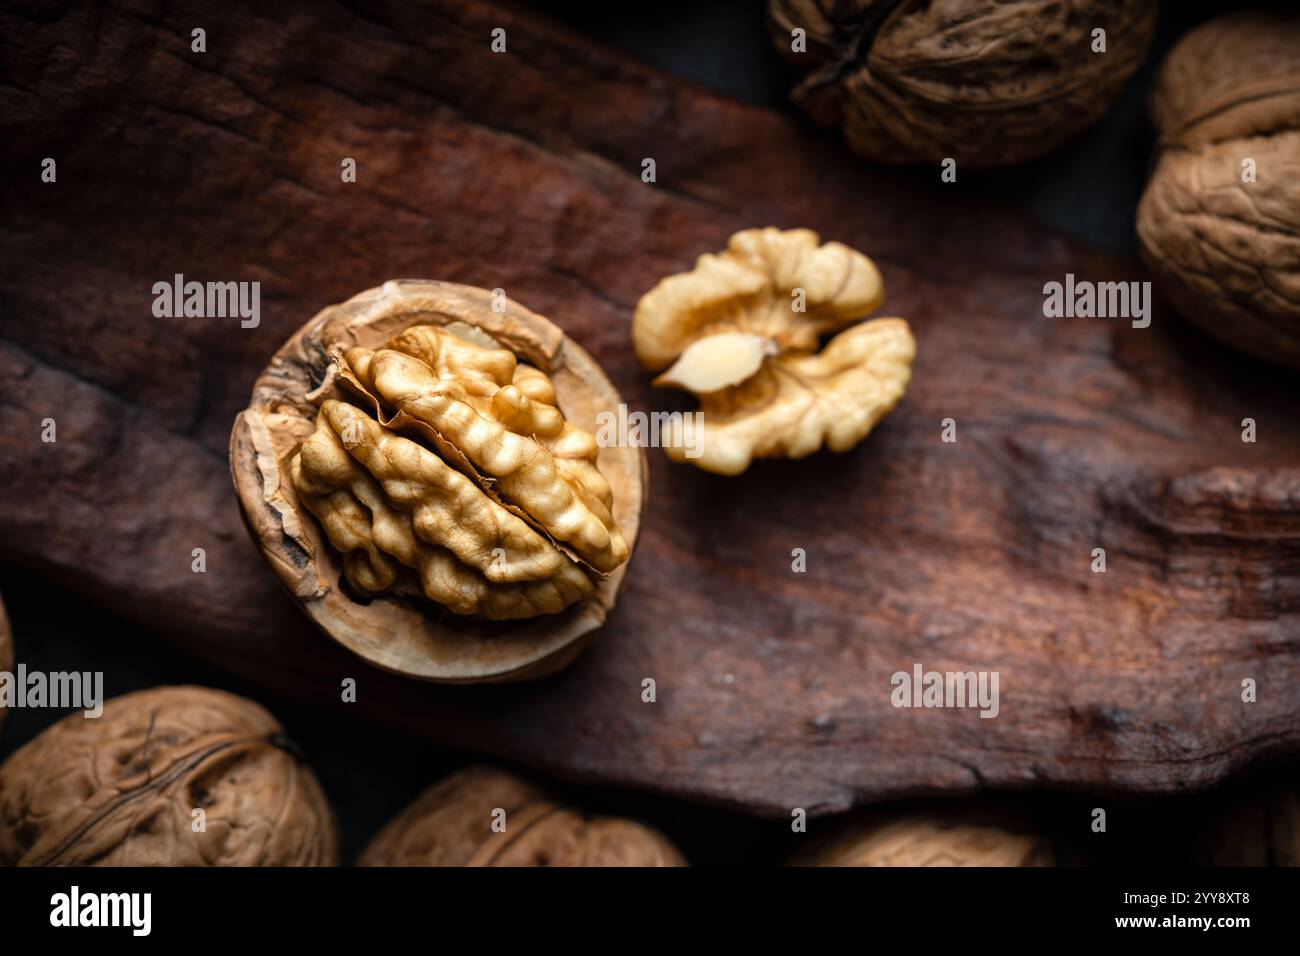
[768,0,1158,169]
[791,815,1053,866]
[1137,12,1300,368]
[0,686,337,866]
[633,227,914,475]
[360,766,686,867]
[0,591,10,735]
[231,281,644,683]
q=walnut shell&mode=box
[1137,12,1300,367]
[0,591,10,735]
[0,686,337,866]
[231,281,645,683]
[1199,788,1299,867]
[792,815,1053,866]
[633,228,915,475]
[768,0,1157,169]
[359,766,686,867]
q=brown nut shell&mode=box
[768,0,1157,169]
[791,814,1053,867]
[360,766,686,867]
[1137,12,1300,367]
[231,281,645,683]
[0,592,10,735]
[0,685,337,866]
[1199,788,1299,867]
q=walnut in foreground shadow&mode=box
[360,766,685,867]
[791,814,1054,867]
[0,685,337,866]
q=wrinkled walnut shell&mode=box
[768,0,1157,169]
[231,281,645,683]
[360,765,685,867]
[791,814,1053,867]
[1199,788,1299,867]
[0,686,337,866]
[1137,12,1300,367]
[0,591,10,735]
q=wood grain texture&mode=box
[2,0,1298,815]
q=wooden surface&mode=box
[2,0,1298,816]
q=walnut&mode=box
[1137,12,1300,368]
[232,281,644,683]
[0,686,337,866]
[359,766,686,867]
[632,227,914,475]
[768,0,1158,168]
[792,815,1053,866]
[0,591,10,735]
[1199,788,1299,867]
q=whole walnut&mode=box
[360,766,686,867]
[1137,12,1300,367]
[0,591,10,735]
[0,686,338,866]
[232,281,644,683]
[1199,788,1299,867]
[791,814,1053,866]
[768,0,1158,168]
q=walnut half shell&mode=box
[0,686,338,866]
[231,281,645,683]
[360,766,686,867]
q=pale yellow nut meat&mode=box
[340,328,627,573]
[632,226,884,370]
[653,332,779,393]
[291,409,594,620]
[316,399,571,584]
[633,227,914,475]
[666,319,914,475]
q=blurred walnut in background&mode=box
[0,686,337,866]
[768,0,1157,169]
[792,814,1054,866]
[361,766,685,866]
[1138,12,1300,368]
[1200,789,1299,867]
[0,592,10,735]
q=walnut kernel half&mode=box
[633,228,915,475]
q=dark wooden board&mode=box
[2,0,1298,816]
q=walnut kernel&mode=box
[231,281,645,683]
[633,228,914,475]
